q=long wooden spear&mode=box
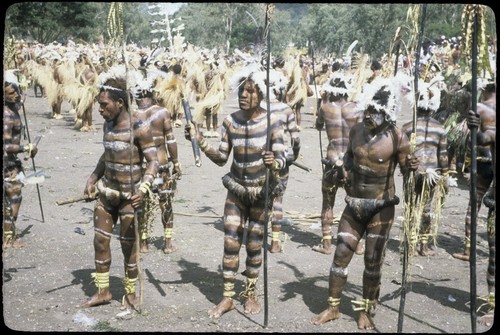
[108,1,144,310]
[398,4,426,333]
[309,42,324,174]
[262,3,274,328]
[21,102,45,222]
[468,6,479,332]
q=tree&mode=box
[5,2,105,44]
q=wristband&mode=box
[138,181,151,195]
[19,144,24,153]
[199,139,209,152]
[271,160,280,171]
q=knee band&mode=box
[330,263,348,277]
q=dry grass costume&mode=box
[401,77,454,257]
[452,82,496,262]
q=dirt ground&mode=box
[2,86,494,333]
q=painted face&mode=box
[363,106,386,129]
[97,91,122,122]
[238,79,262,111]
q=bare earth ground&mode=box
[2,87,494,333]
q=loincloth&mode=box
[96,179,131,206]
[345,195,400,223]
[222,173,280,205]
[477,161,494,180]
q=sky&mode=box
[160,2,186,15]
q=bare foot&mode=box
[243,295,261,315]
[3,238,25,250]
[452,252,470,261]
[140,240,149,253]
[418,245,435,256]
[163,239,177,254]
[78,290,112,308]
[269,241,282,253]
[310,306,340,325]
[355,241,365,255]
[208,297,235,318]
[120,293,137,311]
[357,311,375,330]
[312,244,332,255]
[478,309,494,327]
[163,245,177,254]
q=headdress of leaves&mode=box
[461,5,493,79]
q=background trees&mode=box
[4,3,496,58]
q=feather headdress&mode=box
[128,68,168,99]
[4,69,19,85]
[321,72,352,97]
[415,76,443,112]
[97,64,128,89]
[357,76,405,122]
[267,69,288,100]
[229,61,268,99]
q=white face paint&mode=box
[363,106,386,129]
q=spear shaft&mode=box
[262,3,274,328]
[21,102,45,222]
[398,4,426,333]
[469,10,479,333]
[310,42,324,174]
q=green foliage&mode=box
[3,2,494,61]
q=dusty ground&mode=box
[2,86,494,333]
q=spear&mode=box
[468,7,479,332]
[21,102,45,222]
[309,42,324,174]
[398,3,426,333]
[262,3,274,328]
[123,39,145,310]
[109,1,144,310]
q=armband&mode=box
[138,181,152,195]
[23,143,34,156]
